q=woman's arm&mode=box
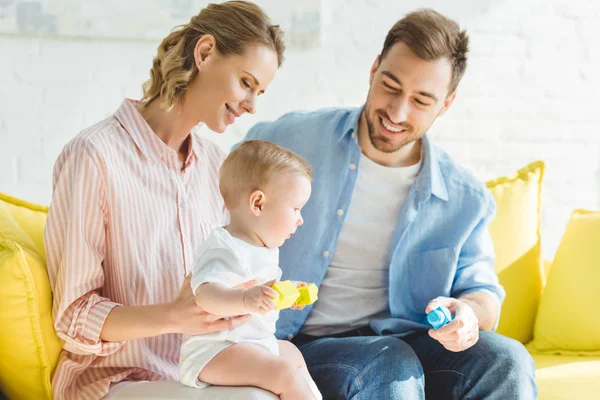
[45,143,124,356]
[45,144,252,351]
[101,275,254,341]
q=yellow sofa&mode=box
[1,160,600,400]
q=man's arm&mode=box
[459,291,499,332]
[427,192,504,352]
[451,192,505,328]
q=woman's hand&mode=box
[166,274,256,335]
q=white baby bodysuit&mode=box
[179,227,282,389]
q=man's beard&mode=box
[364,104,421,154]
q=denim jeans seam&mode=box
[425,369,476,399]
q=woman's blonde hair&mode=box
[219,140,312,210]
[141,1,285,110]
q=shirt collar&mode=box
[337,106,364,143]
[114,99,200,165]
[416,135,449,202]
[184,131,202,166]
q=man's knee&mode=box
[480,333,534,370]
[477,332,536,389]
[356,336,424,383]
[300,336,425,399]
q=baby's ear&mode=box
[249,190,265,216]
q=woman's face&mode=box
[184,38,279,133]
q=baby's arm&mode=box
[194,282,248,316]
[191,243,280,316]
[194,282,277,316]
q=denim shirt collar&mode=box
[417,135,449,202]
[337,106,363,143]
[339,105,449,203]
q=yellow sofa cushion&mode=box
[0,192,49,261]
[0,193,61,400]
[529,349,600,400]
[486,161,544,344]
[532,209,600,355]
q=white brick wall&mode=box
[1,0,599,259]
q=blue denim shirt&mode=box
[240,106,505,339]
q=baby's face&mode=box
[258,174,312,248]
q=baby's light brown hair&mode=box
[219,140,312,210]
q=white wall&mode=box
[1,0,599,259]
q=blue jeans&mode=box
[293,327,537,399]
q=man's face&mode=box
[363,42,456,154]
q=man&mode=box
[241,8,537,399]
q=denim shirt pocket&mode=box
[408,247,457,313]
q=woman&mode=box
[44,2,284,399]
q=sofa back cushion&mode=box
[486,161,545,343]
[532,209,600,354]
[0,192,60,400]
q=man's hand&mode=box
[426,296,479,352]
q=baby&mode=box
[179,140,321,400]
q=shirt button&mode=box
[287,334,294,340]
[349,163,356,170]
[179,202,186,209]
[323,251,330,257]
[351,132,356,138]
[336,209,344,216]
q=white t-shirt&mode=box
[301,152,422,336]
[179,227,282,388]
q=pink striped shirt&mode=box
[44,99,228,400]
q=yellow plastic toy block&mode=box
[296,283,319,306]
[271,280,300,310]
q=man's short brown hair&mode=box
[381,8,469,94]
[219,140,312,210]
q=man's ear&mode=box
[249,190,265,216]
[194,34,216,70]
[438,91,457,117]
[369,55,381,86]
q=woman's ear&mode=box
[194,34,216,70]
[249,190,265,216]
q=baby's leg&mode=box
[198,343,317,400]
[278,341,322,400]
[278,340,309,371]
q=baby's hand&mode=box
[290,281,308,310]
[243,285,278,314]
